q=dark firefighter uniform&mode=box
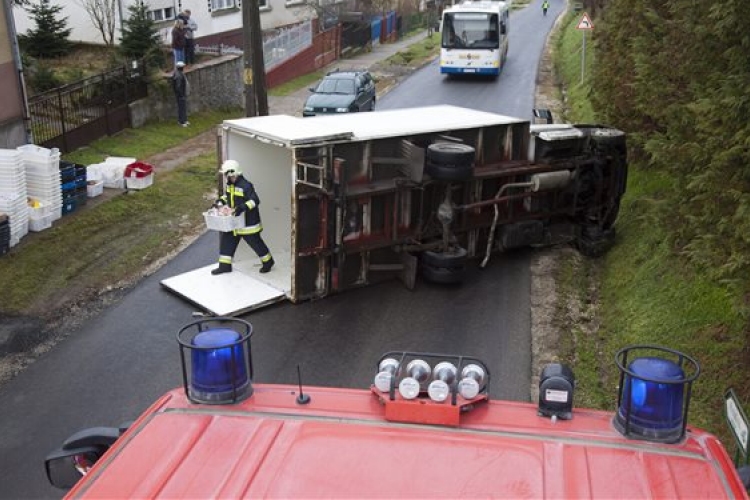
[212,170,274,275]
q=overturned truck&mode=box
[161,105,627,315]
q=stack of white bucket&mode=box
[17,144,63,231]
[0,149,29,247]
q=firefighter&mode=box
[211,160,274,275]
[542,0,549,15]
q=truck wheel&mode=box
[426,161,474,181]
[421,247,467,269]
[426,143,475,166]
[587,128,627,156]
[575,226,616,258]
[421,263,466,284]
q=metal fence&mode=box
[27,61,148,154]
[196,20,313,70]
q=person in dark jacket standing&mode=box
[212,160,274,275]
[171,19,186,66]
[177,9,197,65]
[171,61,189,126]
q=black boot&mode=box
[211,263,232,275]
[260,258,275,274]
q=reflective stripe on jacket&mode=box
[219,174,262,236]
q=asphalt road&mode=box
[0,1,564,497]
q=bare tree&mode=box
[76,0,117,45]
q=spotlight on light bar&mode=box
[398,359,431,400]
[428,362,458,402]
[374,358,400,393]
[458,363,485,399]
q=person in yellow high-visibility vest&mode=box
[211,160,274,275]
[542,0,550,15]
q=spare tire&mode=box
[421,247,468,269]
[426,143,476,166]
[425,161,474,182]
[421,263,466,284]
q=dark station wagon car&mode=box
[303,69,376,117]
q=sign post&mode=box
[576,12,594,84]
[725,389,750,465]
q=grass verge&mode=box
[0,109,241,317]
[552,13,750,447]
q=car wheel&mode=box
[421,247,468,269]
[426,142,475,166]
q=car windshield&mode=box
[316,77,355,95]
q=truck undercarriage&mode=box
[293,120,626,299]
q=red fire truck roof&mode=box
[65,384,746,499]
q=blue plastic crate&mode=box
[62,196,77,215]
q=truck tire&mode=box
[426,161,474,181]
[426,143,475,166]
[421,247,468,269]
[421,263,466,284]
[581,127,627,156]
[575,226,616,258]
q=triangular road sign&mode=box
[576,12,594,30]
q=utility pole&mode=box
[242,0,268,117]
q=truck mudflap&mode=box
[160,264,286,316]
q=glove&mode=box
[212,200,225,209]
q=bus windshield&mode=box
[442,13,499,49]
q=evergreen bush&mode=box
[18,0,72,59]
[119,1,164,70]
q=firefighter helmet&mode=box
[221,160,241,175]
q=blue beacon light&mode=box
[177,318,254,404]
[614,346,700,443]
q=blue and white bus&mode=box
[439,0,510,77]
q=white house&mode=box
[12,0,321,47]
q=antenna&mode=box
[296,364,310,405]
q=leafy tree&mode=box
[19,0,72,58]
[119,0,164,68]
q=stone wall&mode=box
[130,54,244,127]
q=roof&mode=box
[67,385,746,499]
[223,105,527,147]
[444,0,509,13]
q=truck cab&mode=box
[46,319,748,498]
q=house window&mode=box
[148,7,175,21]
[211,0,236,9]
